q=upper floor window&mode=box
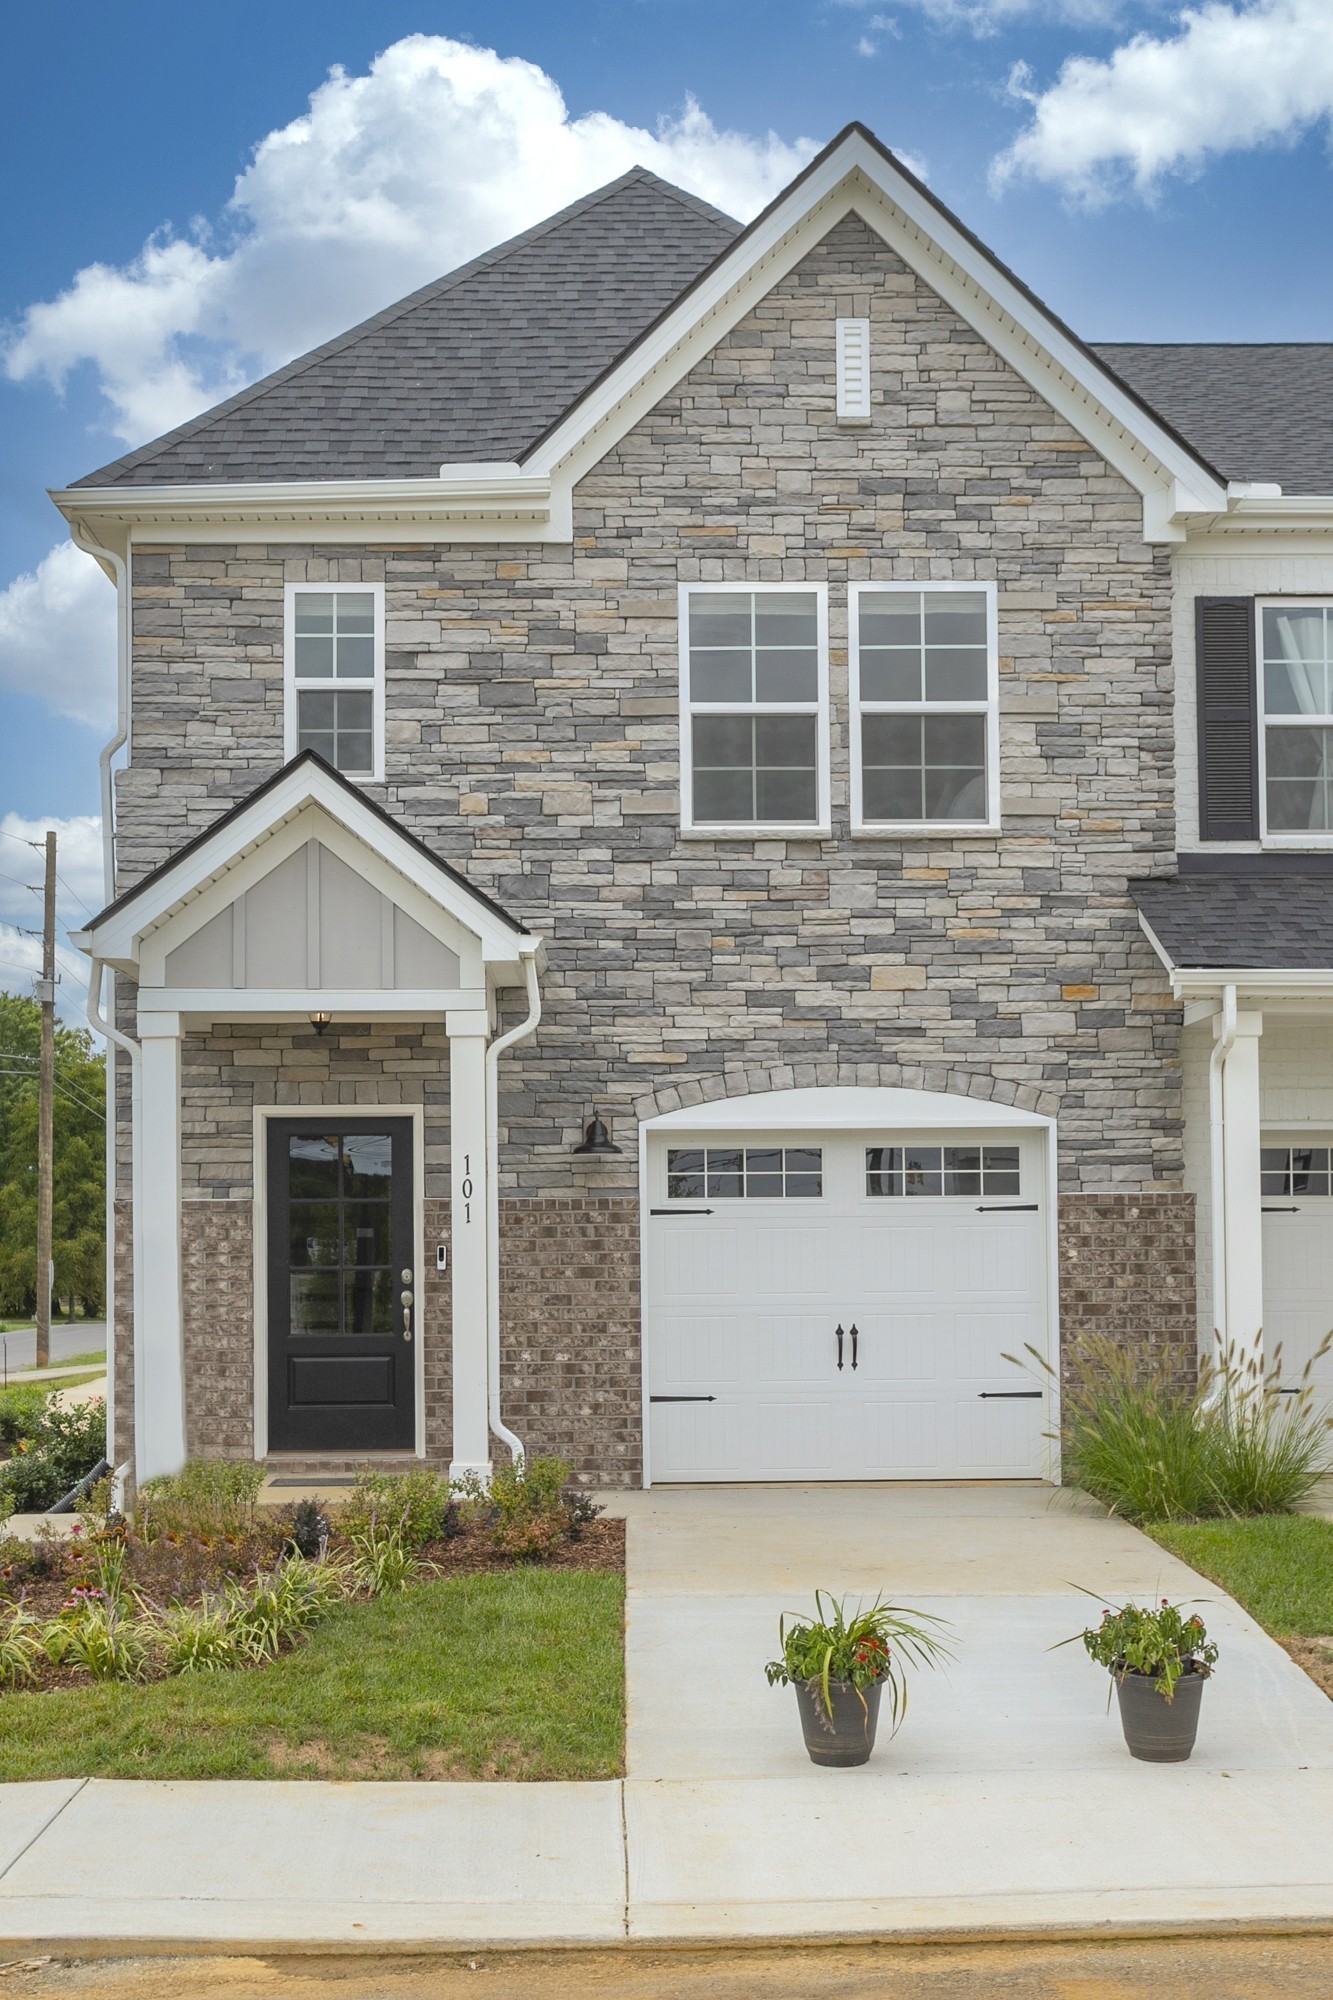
[678,585,829,833]
[284,582,384,780]
[849,583,998,833]
[1260,603,1333,837]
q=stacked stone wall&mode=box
[112,212,1191,1471]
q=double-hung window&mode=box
[285,582,384,780]
[1259,601,1333,838]
[679,585,829,832]
[849,583,998,832]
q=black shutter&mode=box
[1196,596,1259,841]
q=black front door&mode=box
[267,1118,415,1452]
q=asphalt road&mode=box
[0,1323,105,1379]
[4,1938,1333,1999]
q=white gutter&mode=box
[1207,983,1238,1375]
[484,947,542,1468]
[86,956,141,1484]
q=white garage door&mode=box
[645,1125,1051,1483]
[1261,1136,1333,1403]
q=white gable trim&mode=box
[73,760,539,980]
[526,135,1227,539]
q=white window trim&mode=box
[1256,597,1333,849]
[284,580,386,782]
[849,580,1000,837]
[677,581,831,837]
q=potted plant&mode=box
[764,1591,953,1768]
[1067,1595,1218,1763]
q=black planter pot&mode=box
[1115,1664,1206,1763]
[793,1676,884,1767]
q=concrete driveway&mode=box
[619,1482,1333,1938]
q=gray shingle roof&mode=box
[73,169,741,488]
[1133,872,1333,971]
[1094,345,1333,495]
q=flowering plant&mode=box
[764,1590,953,1729]
[1067,1595,1219,1703]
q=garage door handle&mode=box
[976,1203,1038,1212]
[650,1207,715,1216]
[849,1322,859,1370]
[978,1390,1042,1399]
[650,1395,717,1403]
[835,1323,844,1371]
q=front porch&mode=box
[73,753,544,1490]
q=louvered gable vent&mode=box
[1195,596,1259,842]
[836,317,871,424]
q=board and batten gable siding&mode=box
[112,214,1194,1474]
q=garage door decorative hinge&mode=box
[975,1203,1039,1212]
[977,1390,1042,1399]
[649,1395,717,1403]
[650,1207,714,1216]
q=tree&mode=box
[0,993,106,1319]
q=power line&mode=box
[0,830,40,852]
[0,1066,105,1121]
[55,873,95,917]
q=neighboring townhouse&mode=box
[59,125,1333,1492]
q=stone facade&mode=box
[110,213,1193,1478]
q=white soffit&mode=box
[646,1086,1051,1132]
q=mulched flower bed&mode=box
[0,1509,625,1695]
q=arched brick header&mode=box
[631,1059,1059,1127]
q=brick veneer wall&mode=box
[1057,1191,1197,1385]
[110,211,1192,1474]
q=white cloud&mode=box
[3,34,818,446]
[0,542,116,731]
[993,0,1333,200]
[842,0,1146,32]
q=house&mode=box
[58,124,1333,1493]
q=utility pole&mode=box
[34,830,56,1370]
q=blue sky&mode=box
[2,0,1332,985]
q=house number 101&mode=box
[461,1154,474,1222]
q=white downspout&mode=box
[73,523,133,1493]
[86,956,138,1501]
[1208,981,1238,1377]
[484,946,542,1468]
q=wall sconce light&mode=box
[572,1111,623,1156]
[309,1011,333,1036]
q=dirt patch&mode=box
[1282,1635,1333,1698]
[418,1516,624,1576]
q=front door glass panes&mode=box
[288,1131,394,1335]
[686,591,822,826]
[1262,605,1333,831]
[293,589,377,777]
[855,588,991,825]
[865,1144,1021,1197]
[667,1146,823,1199]
[1261,1145,1333,1196]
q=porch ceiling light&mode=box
[309,1011,332,1036]
[573,1111,622,1156]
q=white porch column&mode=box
[447,1011,492,1481]
[1220,1008,1265,1380]
[136,1018,187,1483]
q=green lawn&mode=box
[1147,1515,1333,1637]
[0,1569,625,1782]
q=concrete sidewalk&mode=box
[0,1483,1331,1949]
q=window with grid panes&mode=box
[852,586,993,827]
[683,589,824,827]
[290,587,379,777]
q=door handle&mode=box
[835,1323,844,1371]
[850,1323,859,1371]
[401,1287,413,1343]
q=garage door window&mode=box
[866,1144,1020,1197]
[667,1146,823,1199]
[1261,1145,1332,1195]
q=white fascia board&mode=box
[525,133,1227,533]
[138,987,488,1023]
[1171,968,1333,1000]
[50,471,559,547]
[1136,909,1177,979]
[81,763,530,969]
[1180,495,1333,557]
